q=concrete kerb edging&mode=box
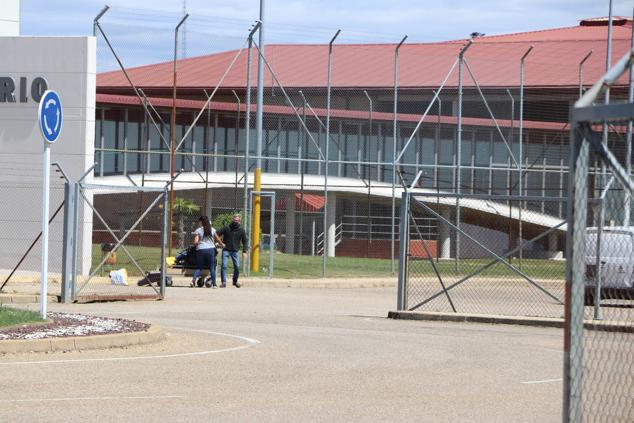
[0,325,165,354]
[387,311,634,333]
[0,294,59,304]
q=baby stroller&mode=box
[168,245,217,288]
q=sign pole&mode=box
[38,90,63,320]
[40,142,50,318]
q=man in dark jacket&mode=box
[218,213,248,288]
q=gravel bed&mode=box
[0,313,149,340]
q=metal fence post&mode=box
[578,51,593,99]
[397,191,410,310]
[323,29,341,278]
[160,188,169,299]
[71,181,80,302]
[243,22,261,276]
[625,13,634,226]
[270,192,275,278]
[311,220,316,256]
[518,45,533,269]
[392,35,407,276]
[455,40,472,273]
[60,181,73,303]
[168,13,189,258]
[563,122,588,423]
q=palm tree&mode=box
[172,197,200,249]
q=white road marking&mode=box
[0,327,260,366]
[521,378,563,385]
[0,395,184,403]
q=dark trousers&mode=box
[192,248,216,284]
[221,249,240,284]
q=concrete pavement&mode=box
[0,286,564,422]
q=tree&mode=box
[172,197,200,249]
[212,210,247,231]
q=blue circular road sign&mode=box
[38,90,63,144]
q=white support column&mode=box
[326,193,337,257]
[439,207,451,259]
[548,231,558,254]
[285,192,296,254]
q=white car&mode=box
[584,226,634,305]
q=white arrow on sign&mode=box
[43,98,59,136]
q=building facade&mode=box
[91,17,633,259]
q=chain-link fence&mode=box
[0,162,68,299]
[564,49,634,423]
[72,181,168,302]
[85,7,634,286]
[401,193,566,318]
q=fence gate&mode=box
[69,180,169,302]
[565,50,634,423]
[398,191,567,318]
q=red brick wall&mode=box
[336,239,437,259]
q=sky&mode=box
[18,0,634,71]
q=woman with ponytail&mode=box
[192,215,224,288]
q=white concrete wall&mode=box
[0,36,95,277]
[0,0,20,36]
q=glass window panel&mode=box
[288,129,299,174]
[161,125,170,172]
[527,142,543,165]
[226,127,236,172]
[544,136,564,166]
[103,151,116,175]
[491,170,508,195]
[438,138,454,165]
[545,171,560,197]
[526,171,543,196]
[473,169,489,194]
[421,137,435,165]
[475,139,490,166]
[419,165,434,188]
[437,168,453,190]
[492,140,508,164]
[148,124,161,173]
[103,120,116,149]
[95,117,102,148]
[215,126,227,171]
[460,132,472,166]
[126,122,140,173]
[460,169,471,193]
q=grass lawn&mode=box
[91,244,162,276]
[408,257,566,280]
[250,252,393,279]
[0,306,43,328]
[91,244,566,280]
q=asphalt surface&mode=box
[0,286,564,423]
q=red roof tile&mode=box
[97,18,633,91]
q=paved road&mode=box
[0,286,563,422]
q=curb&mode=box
[0,294,58,305]
[241,280,397,289]
[0,325,164,354]
[387,311,564,328]
[387,311,633,333]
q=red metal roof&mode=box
[97,18,633,91]
[296,193,324,212]
[97,93,569,132]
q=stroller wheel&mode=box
[205,277,213,288]
[196,277,205,288]
[165,277,173,287]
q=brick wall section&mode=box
[336,239,437,259]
